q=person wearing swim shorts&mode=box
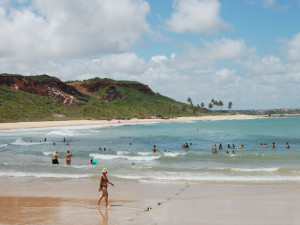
[52,151,61,164]
[212,144,217,154]
[97,168,114,208]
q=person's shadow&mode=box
[97,207,108,225]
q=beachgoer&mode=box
[153,145,157,153]
[272,142,275,149]
[286,142,290,149]
[219,144,223,150]
[232,151,235,154]
[53,142,56,146]
[97,168,114,208]
[44,138,47,142]
[99,148,102,151]
[239,145,244,149]
[212,144,217,154]
[90,159,97,165]
[52,151,61,164]
[232,144,235,149]
[63,137,66,143]
[227,144,231,149]
[226,151,229,154]
[264,143,268,148]
[64,150,72,165]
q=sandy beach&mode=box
[0,114,263,130]
[3,114,299,225]
[1,177,300,225]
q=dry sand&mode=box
[1,177,300,225]
[0,114,264,130]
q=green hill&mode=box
[0,74,210,122]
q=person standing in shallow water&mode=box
[152,145,157,153]
[64,150,72,165]
[52,151,61,164]
[97,168,114,208]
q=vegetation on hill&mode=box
[0,74,210,122]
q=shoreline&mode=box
[0,114,264,130]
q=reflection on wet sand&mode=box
[97,207,108,225]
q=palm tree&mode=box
[219,101,224,110]
[201,102,205,108]
[208,103,213,110]
[187,97,193,107]
[228,101,233,110]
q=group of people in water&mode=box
[51,150,73,165]
[212,142,291,154]
[49,137,73,165]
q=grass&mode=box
[0,76,210,122]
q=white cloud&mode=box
[263,0,275,8]
[166,0,229,34]
[283,33,300,61]
[0,0,150,60]
[91,53,147,76]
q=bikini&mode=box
[101,176,108,188]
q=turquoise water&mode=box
[0,117,300,183]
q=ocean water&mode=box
[1,117,300,184]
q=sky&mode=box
[0,0,300,110]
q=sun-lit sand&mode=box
[0,114,264,130]
[1,177,300,225]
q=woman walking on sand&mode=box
[97,168,114,208]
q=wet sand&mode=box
[1,177,300,225]
[0,114,263,130]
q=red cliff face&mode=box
[69,80,155,102]
[0,74,85,106]
[77,81,154,95]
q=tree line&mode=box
[187,97,233,111]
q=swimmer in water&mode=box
[212,144,217,154]
[64,150,72,165]
[153,145,157,153]
[52,151,62,164]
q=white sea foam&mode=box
[90,153,160,161]
[43,151,53,156]
[231,167,279,172]
[0,171,91,179]
[11,138,43,146]
[116,151,130,155]
[0,144,8,148]
[47,130,86,136]
[163,152,186,157]
[71,165,91,169]
[114,173,300,183]
[137,152,153,156]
